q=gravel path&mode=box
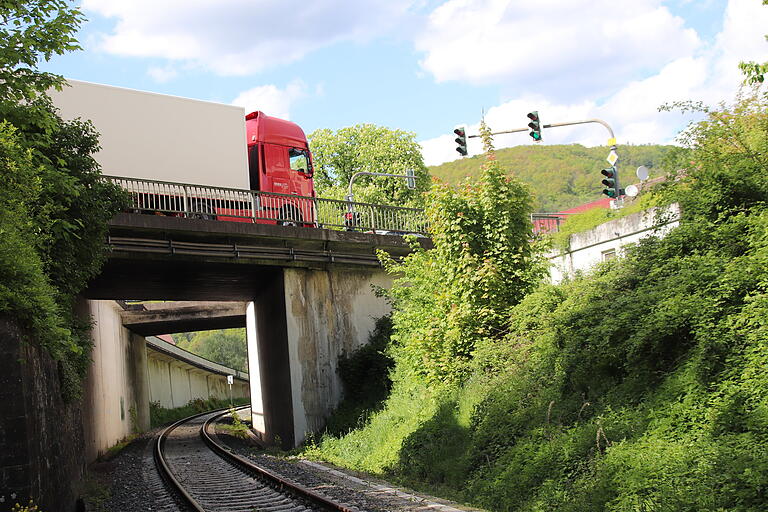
[85,430,182,512]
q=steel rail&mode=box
[154,407,353,512]
[201,409,355,512]
[154,408,229,511]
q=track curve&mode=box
[155,408,354,512]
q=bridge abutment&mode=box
[246,267,392,448]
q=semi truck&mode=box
[49,80,316,225]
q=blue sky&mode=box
[42,0,767,166]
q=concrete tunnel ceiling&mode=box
[84,258,283,301]
[119,301,247,336]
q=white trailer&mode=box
[49,80,249,189]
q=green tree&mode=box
[178,329,249,373]
[0,0,83,101]
[381,120,545,382]
[0,0,126,399]
[309,91,768,512]
[308,124,430,204]
[429,143,672,212]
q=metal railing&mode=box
[106,176,429,234]
[106,176,567,236]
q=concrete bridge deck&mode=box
[86,213,429,300]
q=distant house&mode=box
[532,197,613,234]
[156,333,176,345]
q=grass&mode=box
[149,397,250,428]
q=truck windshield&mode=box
[289,148,310,174]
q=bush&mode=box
[304,91,768,511]
[323,316,395,436]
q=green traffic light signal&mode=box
[601,166,618,197]
[454,127,468,156]
[527,111,542,142]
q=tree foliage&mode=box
[308,124,430,204]
[0,0,83,101]
[738,0,768,85]
[430,143,672,212]
[0,0,126,399]
[177,329,248,373]
[380,120,545,383]
[309,91,768,511]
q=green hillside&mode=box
[429,144,674,212]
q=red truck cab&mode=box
[243,111,316,226]
[245,111,315,197]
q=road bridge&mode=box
[82,211,428,450]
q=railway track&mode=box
[154,408,356,512]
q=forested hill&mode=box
[428,144,674,212]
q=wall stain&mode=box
[287,268,388,435]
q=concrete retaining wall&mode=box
[145,336,250,409]
[548,205,681,283]
[0,317,85,512]
[82,301,249,461]
[81,300,147,462]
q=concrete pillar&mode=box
[282,267,392,446]
[246,302,265,434]
[246,267,391,448]
[128,332,150,431]
[246,270,295,448]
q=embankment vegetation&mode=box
[0,1,126,399]
[305,90,768,511]
[149,397,250,428]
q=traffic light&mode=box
[454,127,468,156]
[527,111,542,141]
[601,166,619,198]
[406,168,416,189]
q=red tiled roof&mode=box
[156,334,176,345]
[557,197,613,215]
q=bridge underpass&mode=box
[120,301,247,335]
[81,213,421,451]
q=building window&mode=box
[602,249,616,262]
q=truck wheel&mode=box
[189,199,216,220]
[278,207,302,227]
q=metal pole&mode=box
[467,118,615,139]
[467,118,620,200]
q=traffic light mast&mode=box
[453,115,622,202]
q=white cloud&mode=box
[82,0,418,75]
[420,0,768,167]
[415,0,700,97]
[231,80,307,120]
[147,65,179,83]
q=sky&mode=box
[41,0,768,167]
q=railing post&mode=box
[371,204,378,231]
[182,185,189,217]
